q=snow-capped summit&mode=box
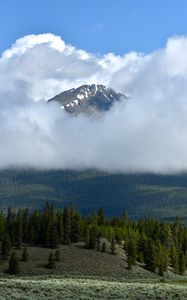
[48,84,127,115]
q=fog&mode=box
[1,33,187,173]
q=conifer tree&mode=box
[15,209,23,249]
[49,225,58,249]
[22,209,29,243]
[127,238,137,265]
[22,247,29,262]
[144,239,157,272]
[122,211,129,226]
[28,224,34,244]
[1,234,11,259]
[98,208,105,226]
[159,263,164,277]
[48,252,55,269]
[0,212,5,240]
[56,211,63,243]
[137,251,144,263]
[55,249,61,262]
[8,251,19,275]
[7,207,15,244]
[63,207,71,244]
[84,226,89,247]
[111,238,116,255]
[127,254,133,270]
[71,212,81,243]
[170,244,179,273]
[88,226,97,249]
[179,251,186,275]
[101,242,106,252]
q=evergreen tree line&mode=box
[0,204,187,275]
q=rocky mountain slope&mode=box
[48,84,127,115]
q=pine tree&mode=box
[22,209,29,243]
[8,252,19,275]
[144,239,157,272]
[127,238,137,265]
[22,247,29,262]
[111,238,116,255]
[88,226,97,249]
[7,207,15,245]
[87,210,97,225]
[84,225,89,247]
[159,263,164,277]
[137,251,144,263]
[98,208,105,226]
[15,209,23,249]
[56,211,63,243]
[54,249,61,262]
[101,242,106,253]
[170,244,179,273]
[63,207,71,244]
[179,251,186,275]
[31,210,41,245]
[127,255,133,270]
[71,213,82,243]
[162,247,169,272]
[122,211,129,226]
[1,234,11,259]
[28,224,34,244]
[47,252,55,269]
[0,212,5,240]
[49,224,58,249]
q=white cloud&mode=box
[1,33,187,173]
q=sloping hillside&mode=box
[1,169,187,221]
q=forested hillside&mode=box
[1,169,187,221]
[0,204,187,276]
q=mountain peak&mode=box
[48,84,127,115]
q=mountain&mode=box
[1,169,187,223]
[48,84,127,115]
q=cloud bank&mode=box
[1,33,187,173]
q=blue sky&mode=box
[1,0,187,55]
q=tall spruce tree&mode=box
[55,249,61,262]
[170,244,179,273]
[127,238,137,266]
[1,234,11,259]
[71,212,82,243]
[179,251,186,275]
[0,212,5,240]
[101,242,106,253]
[111,238,116,255]
[98,208,105,226]
[7,207,15,244]
[49,224,58,249]
[8,252,19,275]
[47,252,55,269]
[63,207,71,244]
[88,226,97,249]
[144,239,157,272]
[22,247,29,262]
[15,209,23,249]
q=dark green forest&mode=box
[1,169,187,221]
[1,204,187,276]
